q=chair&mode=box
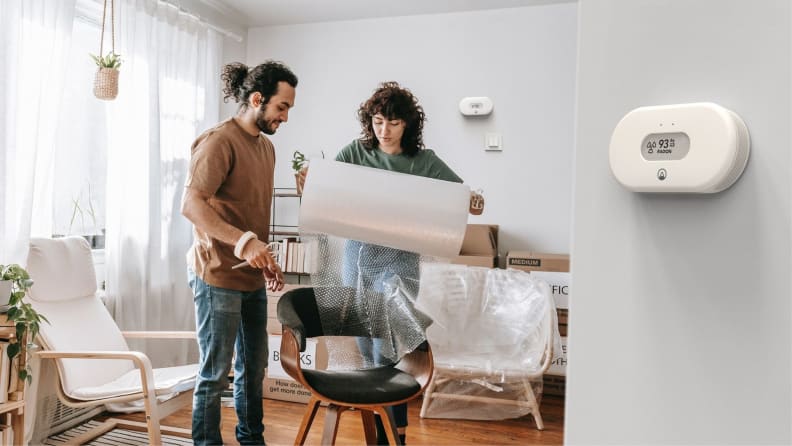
[25,236,197,445]
[277,287,433,445]
[416,264,557,429]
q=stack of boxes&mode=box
[505,251,570,396]
[264,284,328,404]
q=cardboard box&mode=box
[506,251,569,272]
[452,224,498,267]
[557,309,568,337]
[531,271,570,310]
[264,334,328,404]
[542,374,566,397]
[506,252,571,335]
[547,336,567,376]
[267,284,307,335]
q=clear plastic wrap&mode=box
[415,263,561,420]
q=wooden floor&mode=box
[106,395,565,445]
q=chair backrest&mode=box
[277,287,324,348]
[26,237,133,394]
[416,263,556,374]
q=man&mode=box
[181,60,297,445]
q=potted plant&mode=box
[292,150,308,195]
[90,52,122,100]
[0,264,48,384]
[67,184,103,248]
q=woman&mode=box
[319,81,484,444]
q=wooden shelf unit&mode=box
[0,321,25,445]
[270,188,308,284]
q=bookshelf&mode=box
[270,188,301,240]
[0,318,24,445]
[270,188,309,284]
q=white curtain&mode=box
[105,0,221,367]
[0,0,76,264]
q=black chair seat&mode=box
[302,366,420,404]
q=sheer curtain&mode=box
[0,0,76,264]
[105,0,221,367]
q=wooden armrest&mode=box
[36,350,153,372]
[121,331,196,339]
[36,350,157,394]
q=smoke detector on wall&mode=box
[459,97,493,116]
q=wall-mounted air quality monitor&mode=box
[459,97,493,116]
[609,102,750,193]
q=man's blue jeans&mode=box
[189,270,268,446]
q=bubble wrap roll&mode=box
[299,159,470,258]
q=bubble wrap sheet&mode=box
[298,160,471,367]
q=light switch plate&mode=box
[485,133,502,151]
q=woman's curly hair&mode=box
[357,82,425,157]
[221,61,298,110]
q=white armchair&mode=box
[25,236,197,444]
[416,263,559,428]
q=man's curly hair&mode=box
[357,82,425,157]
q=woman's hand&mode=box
[469,191,485,215]
[296,167,308,194]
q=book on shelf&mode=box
[6,354,18,397]
[296,243,305,274]
[271,237,316,274]
[0,424,11,446]
[0,342,9,404]
[303,239,316,274]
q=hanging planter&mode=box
[91,0,121,100]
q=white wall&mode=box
[566,1,791,444]
[246,3,578,259]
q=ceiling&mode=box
[207,0,571,27]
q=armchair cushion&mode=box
[68,363,196,401]
[26,236,97,302]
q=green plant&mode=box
[90,52,122,69]
[291,150,307,172]
[68,184,99,235]
[0,264,48,383]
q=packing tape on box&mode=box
[299,159,470,258]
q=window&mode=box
[51,11,108,247]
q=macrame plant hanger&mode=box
[93,0,119,100]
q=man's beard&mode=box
[255,107,277,135]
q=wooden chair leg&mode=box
[374,406,402,446]
[522,377,544,430]
[419,373,440,418]
[360,409,377,445]
[141,392,163,445]
[321,404,351,446]
[295,397,322,445]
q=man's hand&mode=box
[264,264,285,292]
[241,239,284,291]
[241,239,277,271]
